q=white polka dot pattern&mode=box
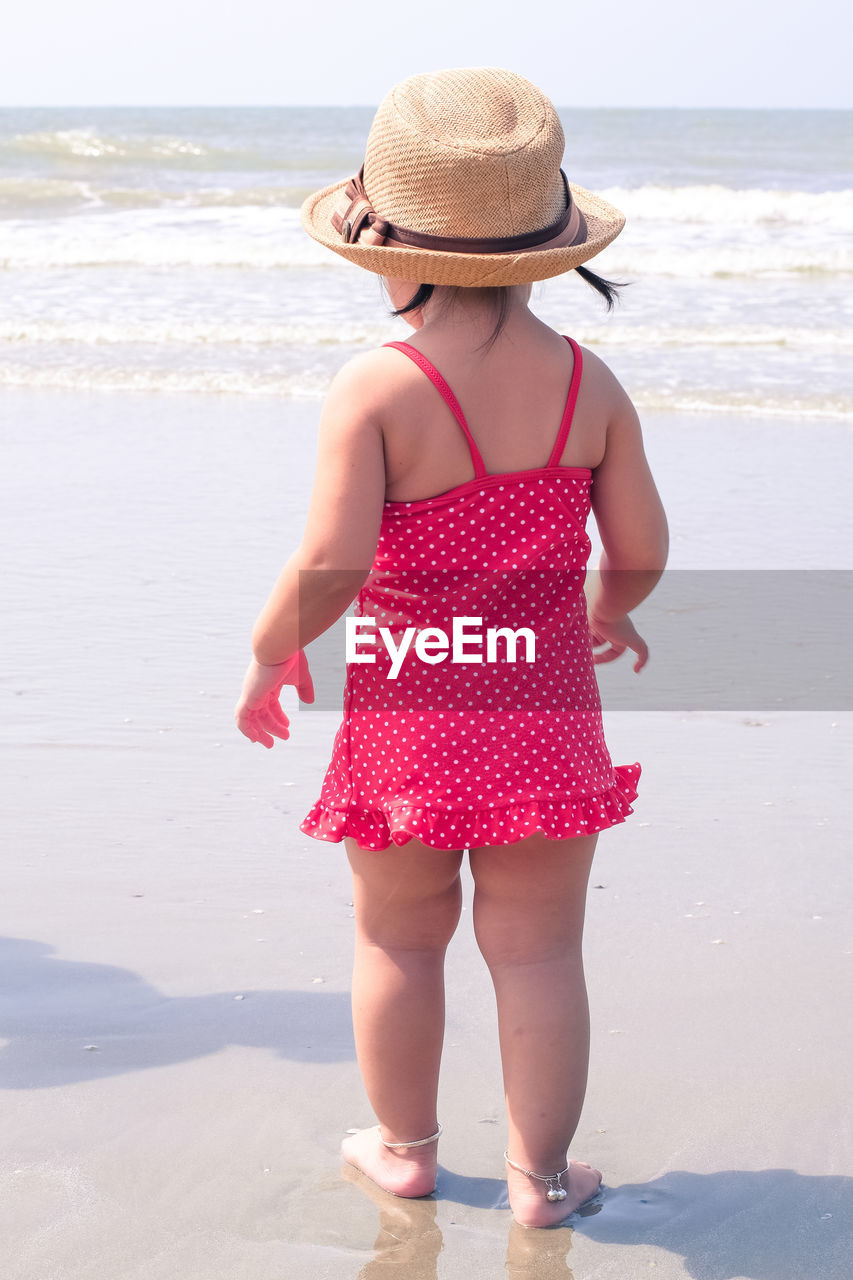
[300,469,641,851]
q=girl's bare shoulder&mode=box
[327,340,636,436]
[574,343,634,418]
[324,346,421,418]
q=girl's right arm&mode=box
[235,353,388,746]
[587,364,669,671]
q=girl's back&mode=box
[371,303,613,505]
[299,285,647,852]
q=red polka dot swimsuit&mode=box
[300,336,641,851]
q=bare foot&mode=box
[341,1126,438,1198]
[506,1159,602,1228]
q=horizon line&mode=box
[0,102,850,112]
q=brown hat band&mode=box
[330,166,587,255]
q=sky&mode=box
[1,0,850,108]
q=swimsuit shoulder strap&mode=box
[546,337,584,467]
[383,341,488,479]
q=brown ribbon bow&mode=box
[330,166,586,255]
[331,168,391,246]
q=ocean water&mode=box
[0,106,851,418]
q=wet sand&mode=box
[1,388,851,1278]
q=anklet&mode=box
[504,1151,570,1202]
[379,1122,443,1150]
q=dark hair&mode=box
[389,283,511,353]
[389,268,627,348]
[573,266,626,309]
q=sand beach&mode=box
[1,384,851,1278]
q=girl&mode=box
[235,67,668,1229]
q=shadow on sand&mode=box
[341,1163,852,1280]
[0,935,354,1088]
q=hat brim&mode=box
[300,179,625,286]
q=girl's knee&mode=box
[469,834,597,966]
[472,897,581,968]
[475,924,585,972]
[348,842,464,951]
[358,882,462,952]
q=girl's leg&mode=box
[341,835,464,1197]
[469,831,603,1227]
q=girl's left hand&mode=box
[235,651,315,748]
[588,611,649,674]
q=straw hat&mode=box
[300,67,625,287]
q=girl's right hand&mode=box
[235,650,315,748]
[588,611,649,673]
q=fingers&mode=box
[236,715,275,747]
[293,651,315,703]
[591,634,649,671]
[239,723,288,748]
[254,706,291,741]
[632,637,650,673]
[246,725,275,748]
[593,644,625,665]
[265,699,291,731]
[297,670,315,703]
[235,702,291,747]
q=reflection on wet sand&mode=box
[341,1165,442,1280]
[506,1193,602,1278]
[342,1163,604,1279]
[506,1221,574,1278]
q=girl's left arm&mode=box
[235,356,387,746]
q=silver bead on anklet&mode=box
[504,1151,570,1202]
[380,1122,443,1150]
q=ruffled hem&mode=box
[299,762,641,852]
